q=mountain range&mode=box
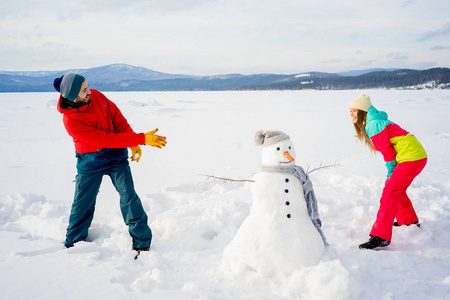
[0,64,449,92]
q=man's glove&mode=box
[129,146,142,162]
[145,128,167,148]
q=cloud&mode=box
[401,0,416,7]
[387,52,409,61]
[418,22,450,41]
[430,45,450,50]
[322,59,343,64]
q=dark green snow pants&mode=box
[65,163,152,249]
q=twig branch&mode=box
[200,161,341,183]
[305,161,342,174]
[199,174,255,183]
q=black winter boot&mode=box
[359,235,390,250]
[133,246,150,260]
[393,221,420,227]
[133,247,150,252]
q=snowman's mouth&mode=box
[280,161,292,164]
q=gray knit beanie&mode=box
[254,130,290,147]
[53,73,86,102]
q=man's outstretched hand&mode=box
[145,128,167,149]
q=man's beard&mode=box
[75,96,91,104]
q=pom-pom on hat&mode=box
[254,130,290,147]
[349,94,372,112]
[53,73,85,102]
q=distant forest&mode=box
[236,68,450,90]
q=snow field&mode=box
[1,90,450,299]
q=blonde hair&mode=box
[353,109,376,154]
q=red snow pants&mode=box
[370,158,427,242]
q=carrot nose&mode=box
[284,151,294,161]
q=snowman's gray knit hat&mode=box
[254,130,290,147]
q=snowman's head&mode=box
[254,130,296,167]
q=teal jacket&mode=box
[365,106,427,177]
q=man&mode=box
[54,73,166,253]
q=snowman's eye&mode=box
[289,146,291,149]
[277,147,280,151]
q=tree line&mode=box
[236,68,450,90]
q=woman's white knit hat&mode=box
[350,94,372,112]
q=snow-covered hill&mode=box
[2,65,448,92]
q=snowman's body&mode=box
[223,131,325,275]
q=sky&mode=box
[0,0,449,75]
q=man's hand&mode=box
[145,129,167,148]
[129,146,142,162]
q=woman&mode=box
[349,94,427,250]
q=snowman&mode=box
[223,130,326,275]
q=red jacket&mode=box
[57,89,145,153]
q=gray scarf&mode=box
[261,165,327,244]
[260,165,320,222]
